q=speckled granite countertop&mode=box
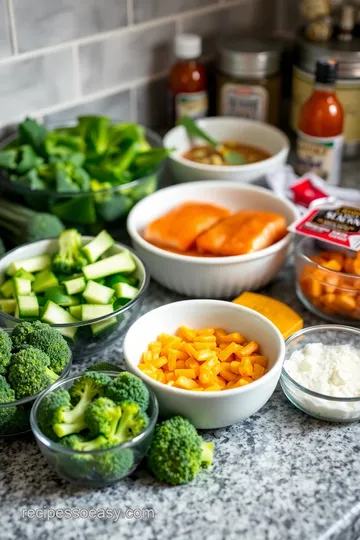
[1,167,359,540]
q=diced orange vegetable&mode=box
[168,349,177,371]
[176,360,186,369]
[175,376,199,390]
[253,364,266,380]
[251,355,268,368]
[178,326,197,341]
[196,327,215,336]
[152,356,168,368]
[239,357,253,377]
[238,341,259,357]
[217,332,246,344]
[175,368,196,379]
[218,342,238,362]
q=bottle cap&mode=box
[315,58,338,84]
[175,34,202,59]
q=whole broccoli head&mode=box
[51,372,110,438]
[0,329,12,376]
[84,397,122,438]
[105,372,149,411]
[86,362,122,374]
[8,346,59,399]
[28,325,71,374]
[0,375,17,431]
[52,229,88,275]
[11,320,48,351]
[147,416,214,486]
[37,388,73,440]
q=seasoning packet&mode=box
[288,198,360,251]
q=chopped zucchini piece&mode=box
[18,295,39,317]
[69,305,82,319]
[83,280,114,305]
[7,254,51,276]
[82,251,135,281]
[42,300,78,339]
[44,286,80,307]
[0,279,14,299]
[14,269,35,282]
[82,230,115,263]
[32,270,59,293]
[81,304,114,321]
[113,282,139,300]
[0,298,16,314]
[106,273,133,287]
[63,276,86,295]
[13,277,32,296]
[91,317,117,336]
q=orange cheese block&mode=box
[232,292,304,339]
[144,202,231,252]
[196,210,287,256]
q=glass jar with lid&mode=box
[216,37,283,126]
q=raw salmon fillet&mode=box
[144,202,231,252]
[196,210,287,256]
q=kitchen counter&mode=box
[1,166,360,540]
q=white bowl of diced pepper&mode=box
[0,230,149,359]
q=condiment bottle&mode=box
[296,59,344,186]
[168,34,208,124]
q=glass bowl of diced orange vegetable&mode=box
[295,237,360,325]
[123,299,285,429]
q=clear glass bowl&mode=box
[295,237,360,325]
[0,127,165,234]
[0,329,72,437]
[0,239,149,360]
[281,325,360,422]
[30,373,159,487]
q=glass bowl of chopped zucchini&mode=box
[0,117,169,233]
[0,324,72,437]
[30,371,158,487]
[0,229,149,359]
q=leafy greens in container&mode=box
[0,117,169,228]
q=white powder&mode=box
[283,343,360,421]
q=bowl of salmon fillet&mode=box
[127,182,298,298]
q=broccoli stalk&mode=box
[0,199,64,245]
[52,372,110,438]
[52,229,88,275]
[147,416,214,486]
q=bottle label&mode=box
[296,131,344,186]
[175,91,208,120]
[220,83,269,121]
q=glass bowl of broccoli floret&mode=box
[0,118,168,234]
[30,371,158,487]
[0,327,72,437]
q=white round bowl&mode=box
[163,117,290,184]
[123,300,285,429]
[127,181,298,298]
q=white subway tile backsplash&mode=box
[79,21,175,95]
[12,0,128,53]
[0,0,12,58]
[0,49,75,125]
[133,0,217,24]
[44,89,132,125]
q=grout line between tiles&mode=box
[0,0,252,67]
[127,0,134,26]
[6,0,18,55]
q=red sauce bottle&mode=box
[168,34,208,124]
[296,59,344,185]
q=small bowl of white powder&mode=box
[281,325,360,422]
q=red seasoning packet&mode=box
[288,198,360,251]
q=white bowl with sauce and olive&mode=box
[163,117,290,184]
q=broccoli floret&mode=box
[84,397,122,438]
[11,320,47,350]
[105,372,149,411]
[147,416,214,486]
[0,375,17,431]
[52,229,88,275]
[61,431,109,451]
[37,388,73,440]
[28,325,71,374]
[52,372,110,438]
[8,346,59,399]
[94,448,134,480]
[0,329,12,376]
[111,401,148,443]
[58,434,96,479]
[86,362,122,374]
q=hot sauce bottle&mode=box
[296,59,344,186]
[168,34,208,124]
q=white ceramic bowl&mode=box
[163,117,290,184]
[127,181,298,298]
[124,300,285,429]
